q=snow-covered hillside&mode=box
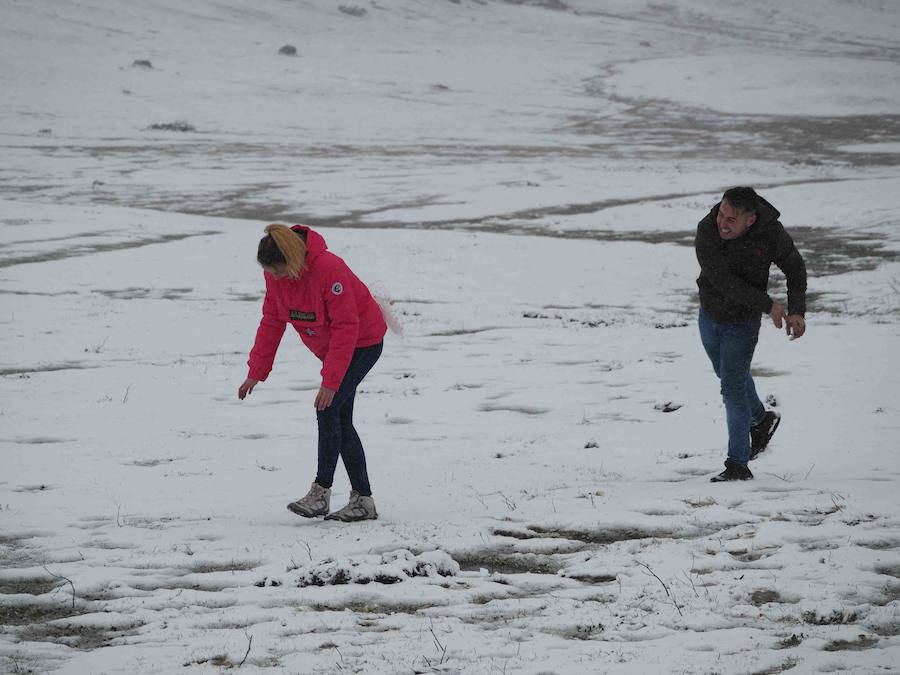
[2,1,899,672]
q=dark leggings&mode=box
[314,342,382,496]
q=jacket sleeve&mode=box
[247,275,287,381]
[320,267,360,391]
[695,224,774,314]
[772,222,807,317]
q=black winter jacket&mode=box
[695,197,806,324]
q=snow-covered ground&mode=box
[2,1,899,673]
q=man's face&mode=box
[716,199,757,240]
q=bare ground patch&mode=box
[478,403,550,415]
[569,85,900,169]
[18,617,145,650]
[0,535,48,569]
[0,600,85,626]
[0,362,98,377]
[750,589,791,606]
[750,658,800,674]
[0,230,221,269]
[823,634,879,651]
[185,560,260,574]
[452,550,563,575]
[123,457,182,468]
[873,563,900,578]
[305,598,441,615]
[856,538,900,551]
[0,576,62,596]
[510,524,682,545]
[10,484,58,493]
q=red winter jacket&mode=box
[247,226,387,390]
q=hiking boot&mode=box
[287,482,331,518]
[750,410,781,460]
[325,491,378,522]
[710,463,753,482]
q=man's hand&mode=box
[769,301,785,329]
[238,378,259,400]
[785,314,806,340]
[315,386,336,411]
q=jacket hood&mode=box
[291,225,328,265]
[751,196,781,233]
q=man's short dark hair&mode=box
[722,187,759,214]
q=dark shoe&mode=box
[750,411,781,460]
[710,464,753,482]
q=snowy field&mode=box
[2,1,900,673]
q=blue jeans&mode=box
[315,342,382,496]
[698,309,765,467]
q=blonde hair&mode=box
[259,223,307,279]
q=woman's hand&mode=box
[314,386,336,410]
[238,378,259,400]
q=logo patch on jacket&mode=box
[290,310,317,322]
[331,282,343,295]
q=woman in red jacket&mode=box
[238,224,387,521]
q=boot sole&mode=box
[325,512,378,522]
[767,415,781,443]
[287,503,328,518]
[710,474,753,482]
[750,416,781,460]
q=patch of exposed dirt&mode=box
[0,362,97,377]
[570,85,900,169]
[305,598,440,615]
[522,524,677,545]
[0,601,85,626]
[186,560,260,574]
[453,550,563,575]
[750,589,784,606]
[823,634,878,651]
[750,657,800,674]
[873,563,900,578]
[0,231,221,269]
[19,618,144,650]
[0,576,62,596]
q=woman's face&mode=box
[263,263,290,279]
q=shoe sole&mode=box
[750,416,781,461]
[287,503,327,518]
[767,415,781,444]
[324,513,378,522]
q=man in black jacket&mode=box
[695,187,807,482]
